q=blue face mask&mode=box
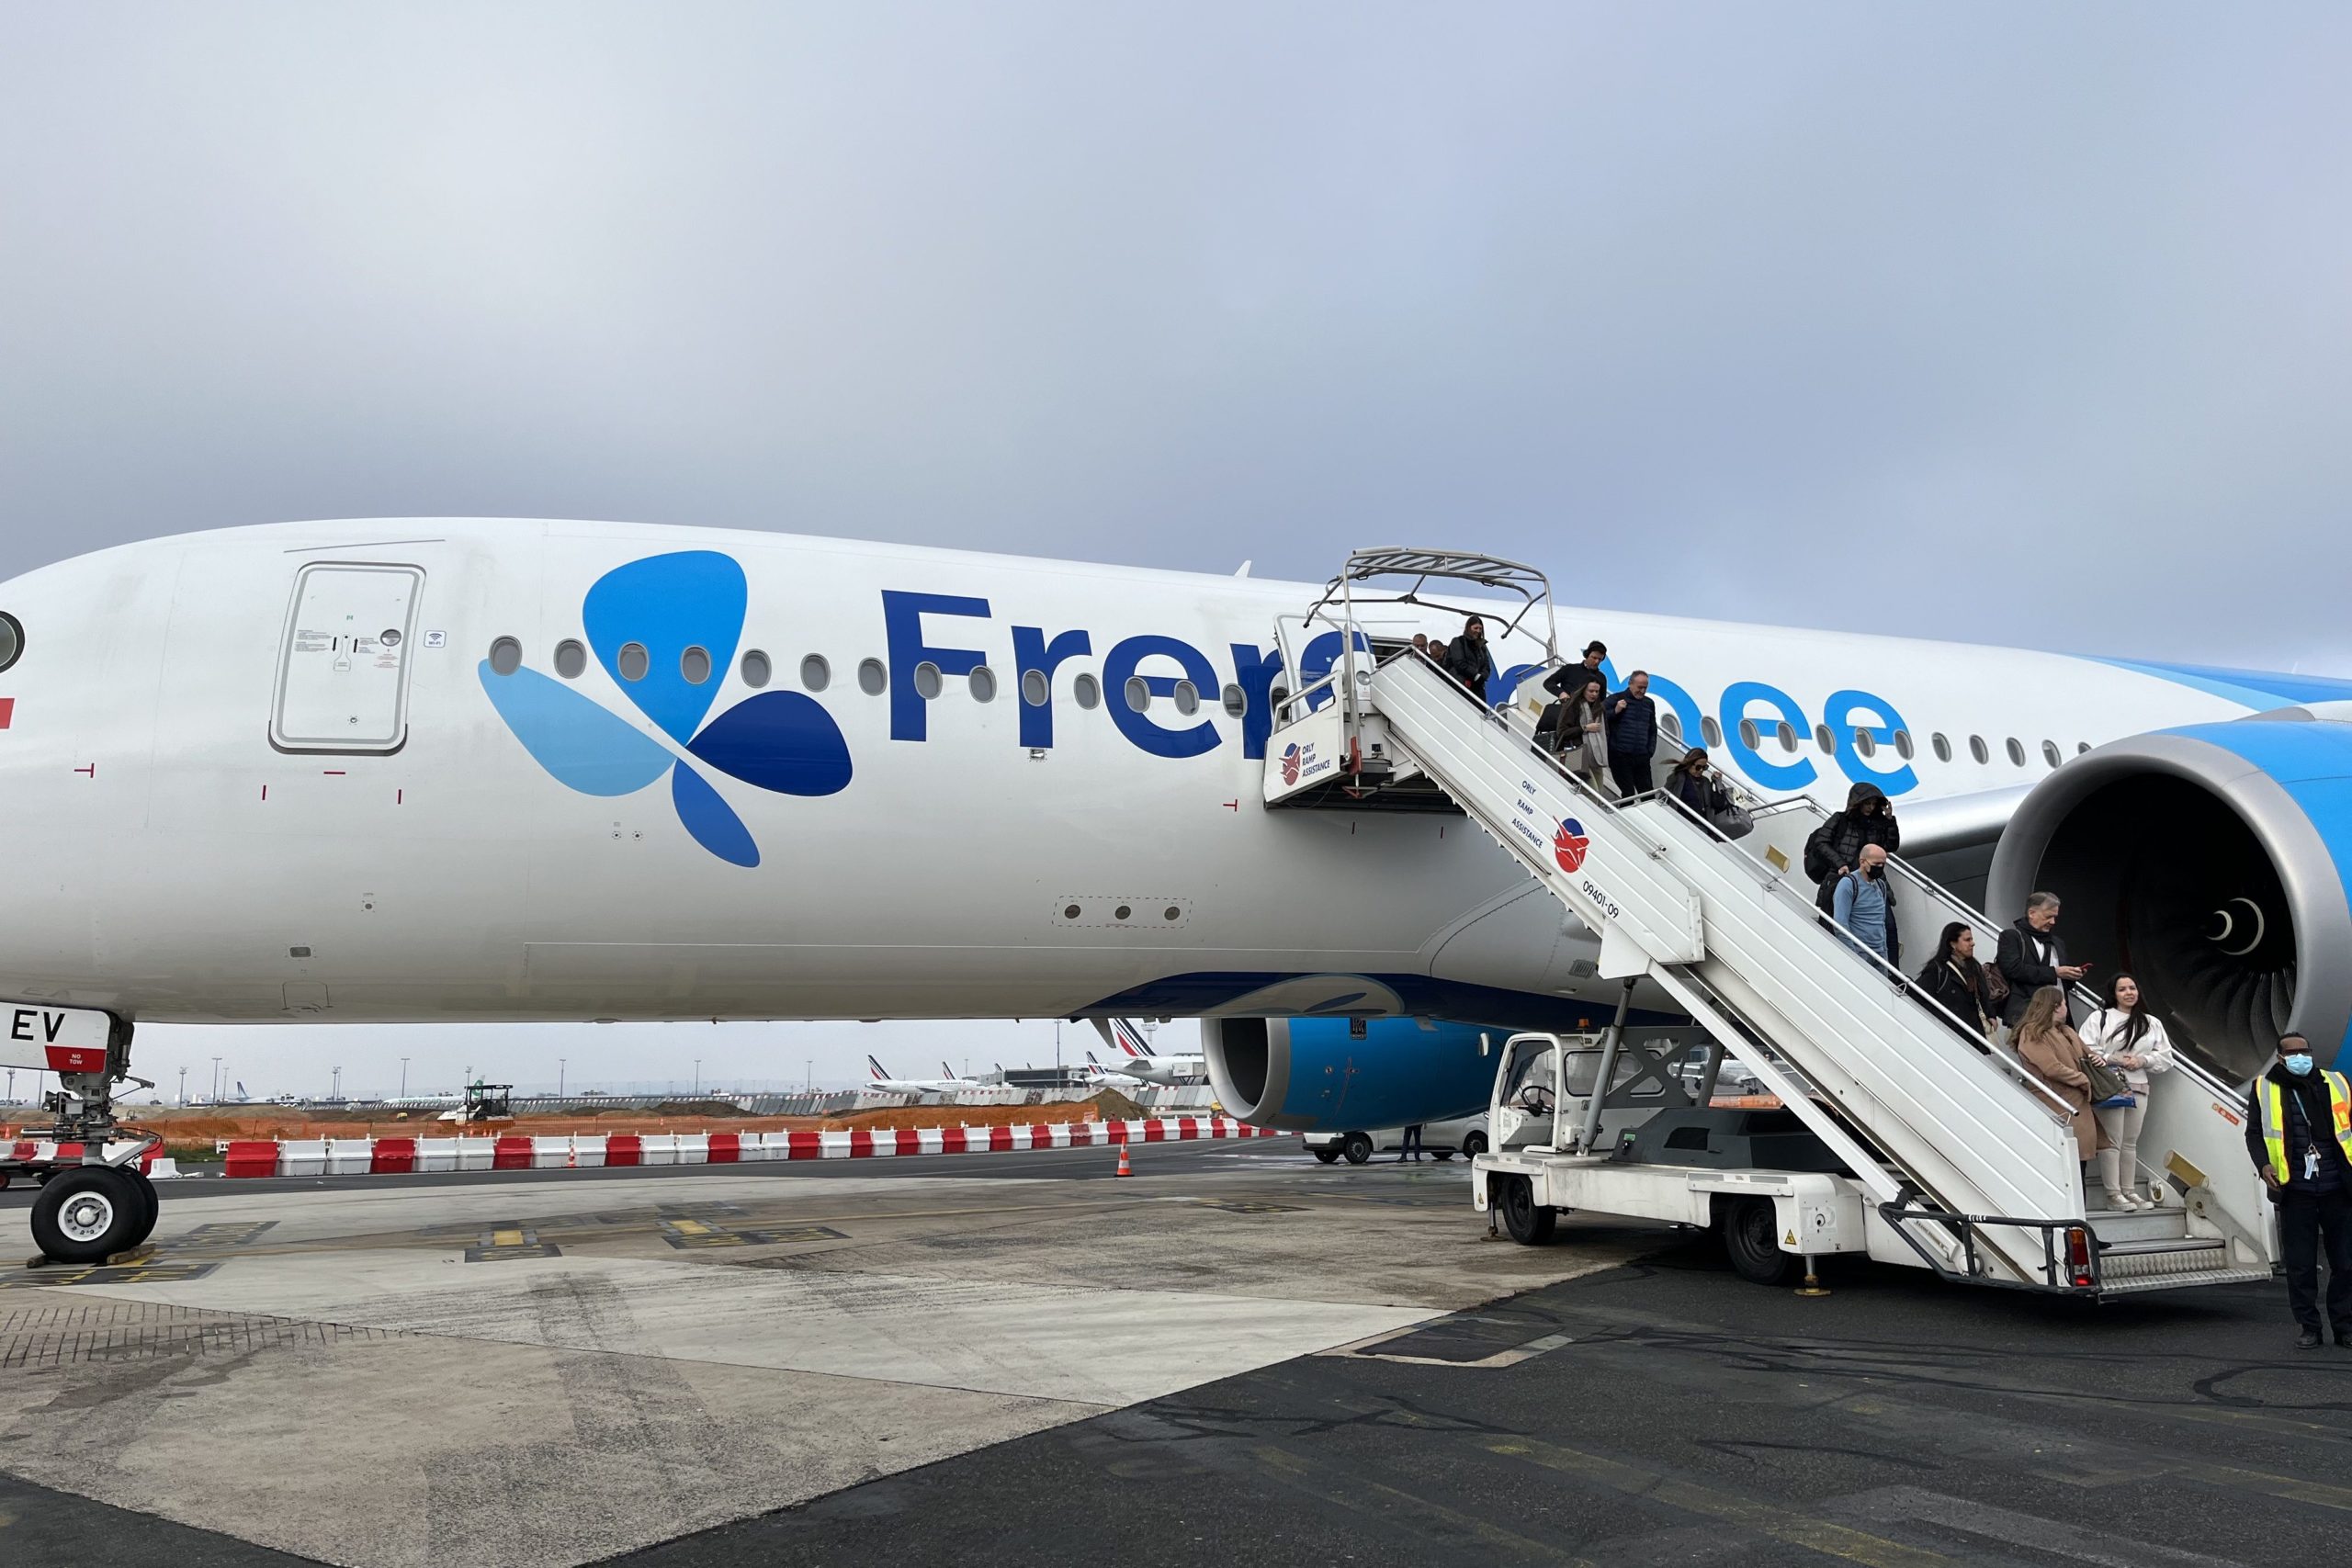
[2285,1053,2315,1077]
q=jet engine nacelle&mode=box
[1987,716,2352,1081]
[1201,1015,1498,1132]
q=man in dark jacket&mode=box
[1443,615,1497,702]
[1605,671,1657,796]
[1804,782,1902,885]
[1993,892,2087,1027]
[2244,1033,2352,1348]
[1806,782,1906,962]
[1543,640,1610,699]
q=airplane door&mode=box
[270,563,424,752]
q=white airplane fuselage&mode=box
[0,519,2261,1032]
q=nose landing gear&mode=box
[0,1009,162,1265]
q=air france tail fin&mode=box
[867,1055,889,1081]
[1113,1020,1156,1058]
[942,1061,957,1081]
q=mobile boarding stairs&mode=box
[1260,548,2275,1297]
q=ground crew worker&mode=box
[2244,1032,2352,1349]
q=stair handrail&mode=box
[1385,648,2075,1120]
[1637,782,2077,1120]
[1754,784,2249,1153]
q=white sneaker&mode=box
[2102,1191,2132,1212]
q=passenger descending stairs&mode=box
[1346,651,2273,1292]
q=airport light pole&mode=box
[177,1066,187,1107]
[400,1057,409,1098]
[558,1057,566,1099]
[694,1058,701,1096]
[211,1056,221,1103]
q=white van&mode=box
[1303,1112,1488,1166]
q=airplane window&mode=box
[1270,684,1291,716]
[1931,732,1951,762]
[2006,737,2026,767]
[1074,673,1102,709]
[1659,712,1682,744]
[553,639,587,679]
[1969,735,1989,764]
[1171,679,1200,716]
[2077,741,2092,755]
[913,661,944,700]
[1124,676,1151,713]
[1738,718,1760,750]
[616,642,648,682]
[740,650,772,688]
[1222,682,1247,717]
[1854,729,1878,758]
[1701,716,1723,749]
[680,646,712,685]
[1778,722,1798,753]
[856,658,888,695]
[1894,729,1915,761]
[969,666,997,703]
[0,611,18,673]
[1814,723,1834,754]
[2041,739,2062,768]
[487,637,525,676]
[1022,670,1050,706]
[787,654,820,692]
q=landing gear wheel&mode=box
[1497,1175,1557,1245]
[1461,1131,1488,1157]
[1719,1196,1797,1286]
[30,1168,143,1265]
[1340,1132,1374,1166]
[1433,1150,1454,1161]
[1312,1147,1341,1165]
[123,1169,159,1249]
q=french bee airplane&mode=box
[0,518,2345,1258]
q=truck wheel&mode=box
[1340,1132,1374,1166]
[1496,1175,1557,1245]
[1461,1131,1488,1158]
[1719,1196,1796,1286]
[31,1168,142,1265]
[1312,1147,1340,1165]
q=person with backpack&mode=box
[1830,845,1894,963]
[2079,974,2175,1211]
[1809,783,1903,963]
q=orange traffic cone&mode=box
[1115,1140,1133,1177]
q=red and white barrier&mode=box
[215,1117,1287,1179]
[6,1138,175,1178]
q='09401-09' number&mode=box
[1579,880,1621,921]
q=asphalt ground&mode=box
[0,1147,2338,1568]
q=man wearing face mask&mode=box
[2244,1033,2352,1349]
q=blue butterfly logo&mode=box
[479,550,852,867]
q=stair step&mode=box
[2085,1207,2193,1244]
[2098,1264,2274,1296]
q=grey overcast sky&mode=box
[4,5,2346,1097]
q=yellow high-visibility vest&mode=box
[2259,1069,2352,1184]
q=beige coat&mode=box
[2013,1020,2108,1160]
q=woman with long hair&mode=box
[1665,747,1728,818]
[2010,985,2107,1173]
[1555,676,1611,795]
[1917,922,1996,1050]
[2078,974,2175,1210]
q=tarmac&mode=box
[0,1145,2342,1567]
